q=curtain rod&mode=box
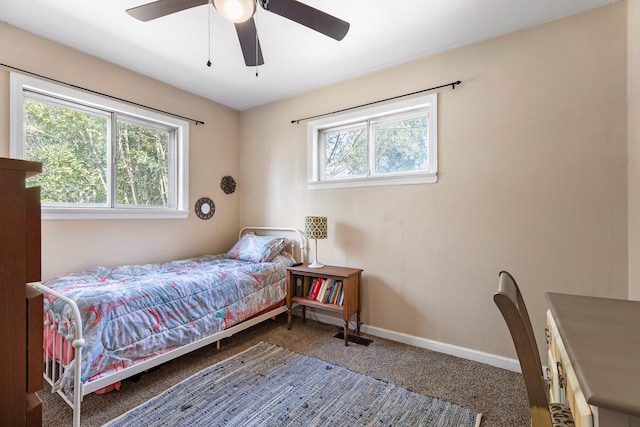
[0,62,205,125]
[291,80,461,124]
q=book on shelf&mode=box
[307,278,316,298]
[325,279,338,303]
[316,278,329,302]
[308,277,323,300]
[295,277,303,297]
[320,278,335,303]
[330,281,342,304]
[338,285,345,305]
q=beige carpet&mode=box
[39,315,529,426]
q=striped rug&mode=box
[105,342,482,427]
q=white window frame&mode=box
[307,93,437,189]
[10,73,189,220]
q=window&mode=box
[10,73,189,220]
[307,93,437,189]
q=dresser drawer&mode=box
[546,310,593,427]
[547,349,562,403]
[565,366,593,427]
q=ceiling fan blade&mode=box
[126,0,208,22]
[261,0,349,41]
[235,18,265,66]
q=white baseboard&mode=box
[296,308,522,373]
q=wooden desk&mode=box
[546,293,640,427]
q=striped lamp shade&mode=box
[305,216,327,240]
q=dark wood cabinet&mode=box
[0,158,43,426]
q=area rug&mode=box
[105,342,482,427]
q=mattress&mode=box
[42,252,292,392]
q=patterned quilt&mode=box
[42,253,292,393]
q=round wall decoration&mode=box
[220,175,236,195]
[195,197,215,220]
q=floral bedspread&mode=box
[42,253,291,392]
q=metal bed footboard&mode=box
[29,281,84,427]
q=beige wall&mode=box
[0,3,630,361]
[0,23,242,280]
[629,1,640,299]
[240,2,628,358]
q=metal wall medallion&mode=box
[195,197,215,220]
[220,175,236,195]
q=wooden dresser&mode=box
[0,158,43,426]
[546,293,640,427]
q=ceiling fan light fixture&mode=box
[213,0,256,23]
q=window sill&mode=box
[41,207,189,220]
[307,173,437,190]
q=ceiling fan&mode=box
[126,0,350,67]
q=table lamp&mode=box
[305,216,327,268]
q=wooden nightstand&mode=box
[286,264,363,346]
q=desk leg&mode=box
[343,321,349,346]
[356,311,361,334]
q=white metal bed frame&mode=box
[29,226,307,427]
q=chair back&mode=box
[494,271,552,427]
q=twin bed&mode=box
[29,226,307,427]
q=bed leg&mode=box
[216,341,221,350]
[73,403,81,427]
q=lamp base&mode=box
[308,237,324,268]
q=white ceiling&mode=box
[0,0,617,111]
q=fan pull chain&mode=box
[206,4,212,67]
[255,12,259,77]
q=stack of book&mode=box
[307,277,344,305]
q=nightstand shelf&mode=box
[286,264,363,346]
